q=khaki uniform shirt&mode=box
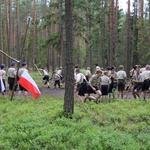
[18,68,28,78]
[101,75,111,85]
[7,67,17,78]
[89,74,101,87]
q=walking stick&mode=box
[33,61,42,75]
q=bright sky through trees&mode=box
[119,0,134,12]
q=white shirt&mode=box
[76,73,86,84]
[101,75,111,85]
[85,70,91,77]
[142,70,150,80]
[133,73,144,83]
[43,70,48,76]
[96,66,101,71]
[18,68,28,78]
[140,67,146,73]
[117,70,127,79]
[7,67,17,78]
[57,70,62,76]
[0,70,6,79]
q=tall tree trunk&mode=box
[114,0,119,67]
[109,0,114,66]
[85,0,92,67]
[0,2,3,63]
[9,0,12,57]
[5,0,10,65]
[137,0,144,64]
[58,0,64,67]
[16,0,21,60]
[126,0,130,76]
[64,0,74,115]
[32,0,36,69]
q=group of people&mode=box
[0,61,149,101]
[0,61,29,99]
[74,64,150,103]
[38,67,63,89]
[0,62,64,99]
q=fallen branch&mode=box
[0,50,20,63]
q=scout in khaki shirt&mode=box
[84,70,102,103]
[7,62,17,96]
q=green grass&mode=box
[0,96,150,150]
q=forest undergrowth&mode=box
[0,96,150,150]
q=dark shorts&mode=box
[86,85,99,94]
[54,80,60,87]
[142,79,150,91]
[109,82,117,93]
[133,82,143,91]
[8,77,18,91]
[78,81,88,96]
[118,79,125,91]
[43,75,49,81]
[101,85,109,96]
[19,84,27,91]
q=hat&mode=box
[11,62,16,66]
[22,62,27,66]
[110,66,115,70]
[96,70,102,74]
[0,64,5,68]
[133,65,137,70]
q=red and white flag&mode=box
[18,71,41,99]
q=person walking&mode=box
[117,65,127,99]
[7,62,17,97]
[39,68,50,88]
[132,67,144,99]
[0,64,6,96]
[85,70,102,103]
[18,62,29,99]
[85,67,92,81]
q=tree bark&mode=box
[0,2,3,63]
[32,0,37,69]
[109,0,114,66]
[58,0,64,71]
[137,0,144,64]
[126,0,130,76]
[64,0,74,116]
[16,0,21,60]
[114,0,119,67]
[5,0,11,65]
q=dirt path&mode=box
[4,83,150,99]
[39,85,150,100]
[39,86,65,97]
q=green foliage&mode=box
[0,97,150,149]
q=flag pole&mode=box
[11,18,30,100]
[0,18,30,100]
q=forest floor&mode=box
[4,83,150,100]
